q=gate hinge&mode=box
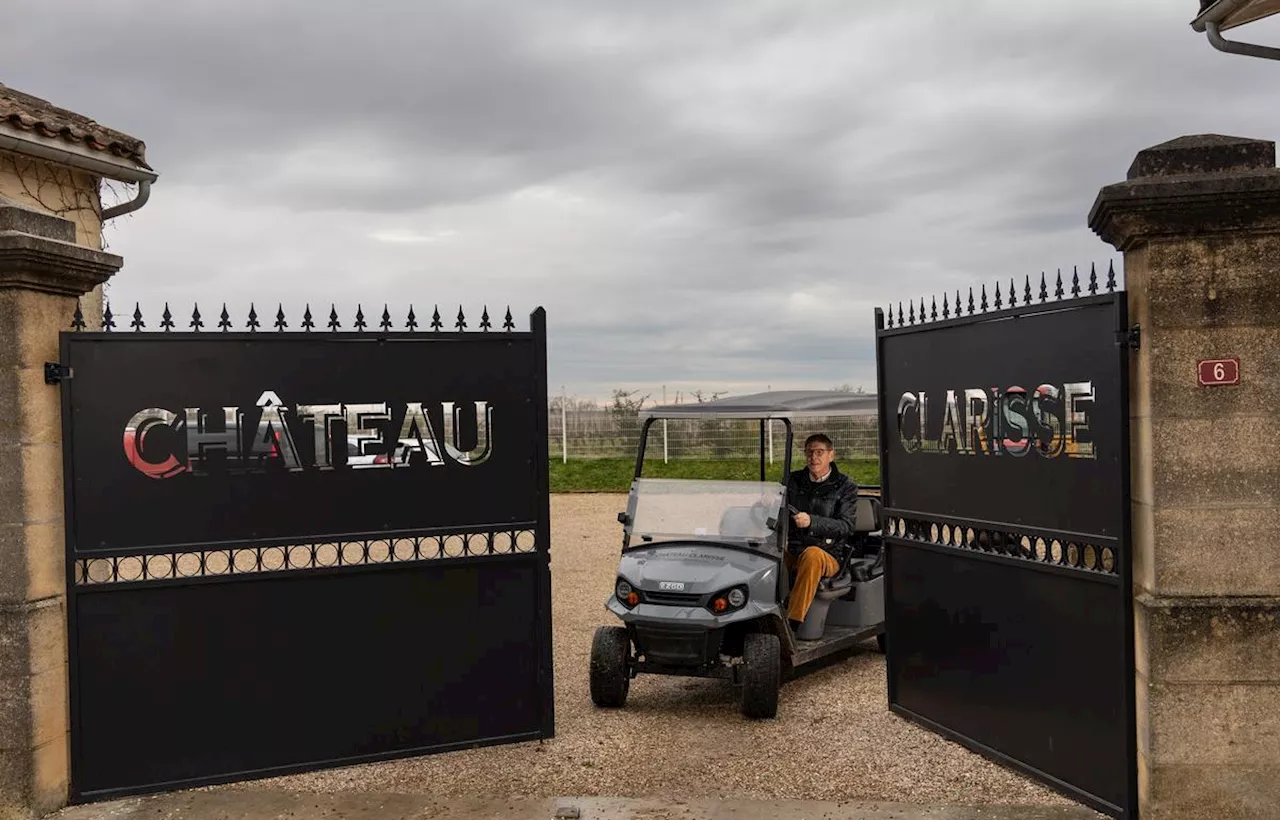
[44,362,73,384]
[1117,324,1140,350]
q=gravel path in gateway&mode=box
[223,494,1091,811]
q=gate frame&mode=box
[873,286,1139,819]
[57,305,555,803]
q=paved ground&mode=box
[55,792,1104,820]
[52,494,1103,820]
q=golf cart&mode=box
[589,390,886,719]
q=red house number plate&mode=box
[1198,358,1240,386]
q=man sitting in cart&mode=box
[785,433,859,630]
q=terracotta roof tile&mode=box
[0,82,151,171]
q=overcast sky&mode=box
[5,1,1280,403]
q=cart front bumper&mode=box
[632,622,723,667]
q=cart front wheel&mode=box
[877,632,887,654]
[741,632,780,719]
[589,626,631,708]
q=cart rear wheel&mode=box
[589,626,631,708]
[741,632,780,719]
[877,632,887,654]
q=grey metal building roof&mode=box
[639,390,879,421]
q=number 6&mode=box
[1213,362,1226,381]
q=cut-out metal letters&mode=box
[125,399,496,478]
[896,382,1096,460]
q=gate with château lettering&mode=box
[874,266,1137,819]
[55,302,553,803]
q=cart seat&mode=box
[797,496,882,640]
[817,495,881,591]
[846,554,884,582]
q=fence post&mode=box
[559,386,567,463]
[662,385,668,464]
[766,386,773,464]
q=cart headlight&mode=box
[708,585,748,615]
[615,578,640,609]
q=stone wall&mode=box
[1090,134,1280,820]
[0,150,102,250]
[0,149,107,330]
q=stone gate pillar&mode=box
[0,204,121,819]
[1089,134,1280,820]
[1,81,152,819]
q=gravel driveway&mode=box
[225,494,1089,810]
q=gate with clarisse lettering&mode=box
[56,302,553,803]
[874,267,1137,819]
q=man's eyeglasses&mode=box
[804,448,831,456]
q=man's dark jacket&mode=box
[785,463,859,558]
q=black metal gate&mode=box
[56,303,554,803]
[874,269,1137,819]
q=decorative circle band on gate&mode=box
[74,528,541,585]
[886,516,1119,576]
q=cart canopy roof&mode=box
[638,390,879,421]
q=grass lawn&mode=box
[548,457,881,493]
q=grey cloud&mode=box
[9,1,900,222]
[5,0,1278,401]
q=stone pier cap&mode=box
[1089,134,1280,251]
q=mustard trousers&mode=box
[784,546,840,623]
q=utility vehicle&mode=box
[588,390,886,718]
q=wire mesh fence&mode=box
[547,407,880,462]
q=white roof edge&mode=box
[0,130,158,183]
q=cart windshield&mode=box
[623,478,785,552]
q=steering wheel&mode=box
[747,500,771,529]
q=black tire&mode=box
[876,632,887,654]
[741,632,781,719]
[589,626,631,708]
